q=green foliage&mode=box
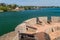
[23,6,34,10]
[0,6,7,11]
[0,3,9,11]
[0,3,19,12]
[0,3,60,12]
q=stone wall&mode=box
[24,18,36,26]
[0,31,17,40]
[15,16,60,40]
[51,16,60,23]
[38,17,48,25]
[49,31,60,40]
[15,23,26,33]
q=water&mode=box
[0,8,60,36]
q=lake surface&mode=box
[0,8,60,36]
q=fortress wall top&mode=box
[51,16,60,22]
[15,16,60,33]
[15,23,26,33]
[38,17,48,24]
[24,18,36,25]
[15,17,48,32]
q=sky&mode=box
[0,0,60,6]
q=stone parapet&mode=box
[51,16,60,23]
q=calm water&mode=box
[0,8,60,36]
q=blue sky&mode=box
[0,0,60,6]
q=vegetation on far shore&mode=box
[0,3,60,12]
[0,3,19,12]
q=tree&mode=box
[8,4,18,9]
[0,3,6,6]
